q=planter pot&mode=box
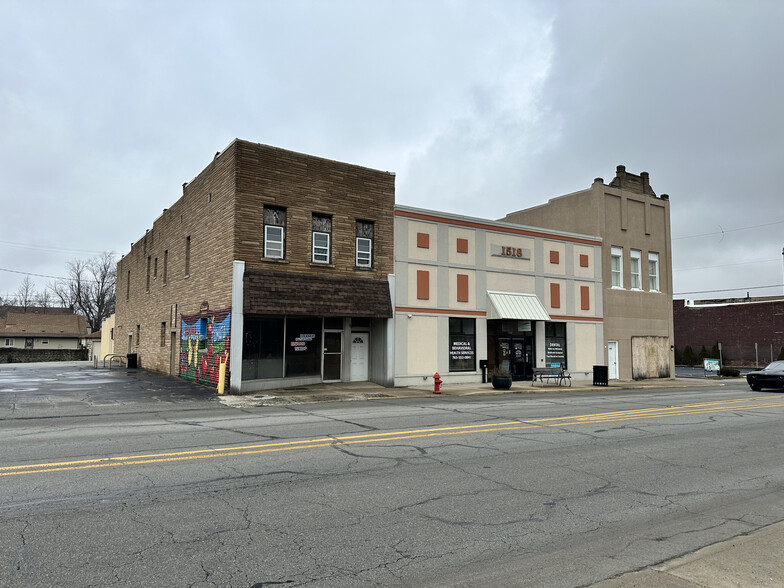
[491,375,512,390]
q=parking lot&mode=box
[0,361,216,418]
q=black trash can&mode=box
[593,365,608,386]
[126,353,138,369]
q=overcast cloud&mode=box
[2,0,783,301]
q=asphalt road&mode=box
[2,363,784,587]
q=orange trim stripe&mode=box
[395,308,604,322]
[395,209,602,247]
[550,315,604,323]
[396,307,486,317]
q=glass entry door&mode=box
[498,336,533,381]
[323,332,342,381]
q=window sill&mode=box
[354,266,375,272]
[310,262,334,269]
[262,258,289,264]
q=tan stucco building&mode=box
[394,205,605,386]
[502,166,673,380]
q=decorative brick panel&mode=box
[550,283,561,309]
[457,274,469,303]
[456,238,469,254]
[580,286,590,310]
[550,250,560,264]
[417,232,430,249]
[417,270,430,300]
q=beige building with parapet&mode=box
[394,205,604,386]
[502,166,673,380]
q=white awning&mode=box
[486,291,551,321]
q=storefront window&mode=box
[544,322,567,368]
[285,317,322,377]
[449,317,476,372]
[242,317,284,379]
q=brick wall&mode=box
[114,140,396,379]
[234,141,395,278]
[673,299,784,365]
[115,142,237,375]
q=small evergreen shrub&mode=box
[719,366,740,378]
[682,345,695,366]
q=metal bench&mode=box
[532,367,571,387]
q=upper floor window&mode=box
[146,256,151,292]
[648,252,660,292]
[356,220,374,268]
[611,246,623,288]
[264,206,286,259]
[630,249,642,290]
[185,236,191,276]
[312,214,332,264]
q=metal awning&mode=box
[486,291,551,321]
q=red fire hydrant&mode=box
[433,372,443,394]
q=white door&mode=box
[350,333,369,381]
[608,341,619,379]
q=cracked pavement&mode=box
[1,362,784,586]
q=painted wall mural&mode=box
[180,304,231,392]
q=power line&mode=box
[673,219,784,241]
[673,258,780,272]
[0,239,110,255]
[0,267,69,281]
[674,283,784,296]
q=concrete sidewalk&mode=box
[593,520,784,587]
[218,376,713,407]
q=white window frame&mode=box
[4,338,13,347]
[312,231,330,264]
[630,249,642,290]
[356,237,372,268]
[264,225,284,259]
[648,252,660,292]
[611,246,623,288]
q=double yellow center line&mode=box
[3,396,783,477]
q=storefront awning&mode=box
[486,291,551,321]
[244,269,392,318]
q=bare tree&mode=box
[36,288,52,310]
[50,252,116,332]
[0,294,13,316]
[15,276,37,311]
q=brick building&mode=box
[673,297,784,366]
[114,140,395,393]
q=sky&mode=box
[2,0,783,302]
